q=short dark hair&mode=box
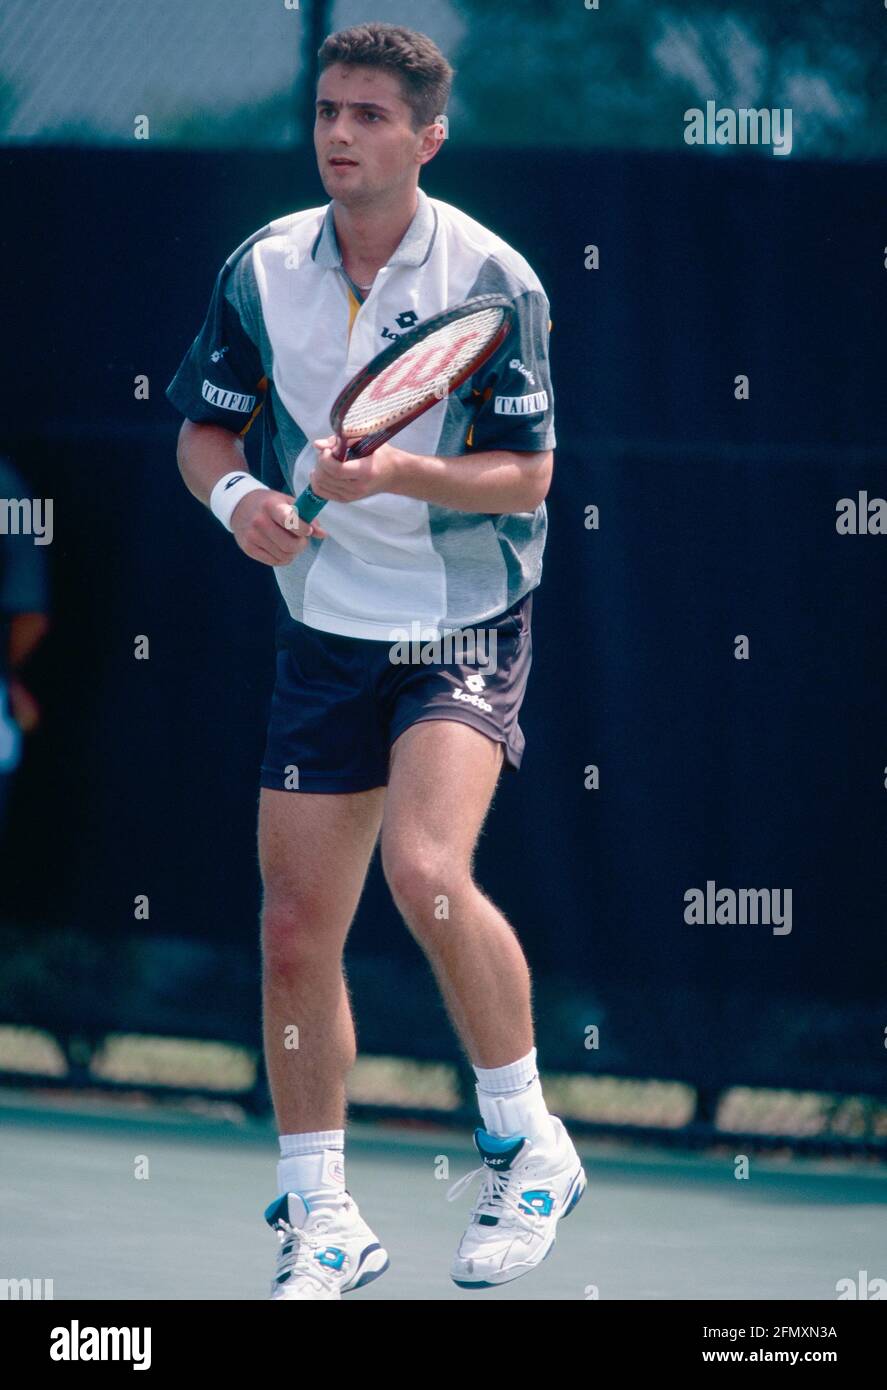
[318,22,453,132]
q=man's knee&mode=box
[381,843,470,931]
[260,883,344,976]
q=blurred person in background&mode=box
[0,458,50,833]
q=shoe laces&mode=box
[446,1161,545,1239]
[272,1198,351,1295]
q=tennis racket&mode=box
[291,294,514,523]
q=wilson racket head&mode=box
[331,294,514,457]
[293,294,514,522]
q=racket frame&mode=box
[294,293,515,521]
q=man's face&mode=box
[315,63,436,205]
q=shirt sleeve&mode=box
[464,287,556,454]
[165,249,267,432]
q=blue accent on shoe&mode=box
[474,1128,527,1171]
[562,1170,587,1217]
[352,1241,382,1274]
[519,1188,555,1217]
[347,1253,390,1291]
[264,1194,290,1227]
[316,1246,346,1270]
[475,1128,525,1153]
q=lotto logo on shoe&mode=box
[519,1189,555,1217]
[316,1247,346,1271]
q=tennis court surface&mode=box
[3,1088,885,1301]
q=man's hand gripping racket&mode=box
[292,294,514,523]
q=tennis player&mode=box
[167,21,585,1299]
[0,458,50,831]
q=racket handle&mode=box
[293,438,354,521]
[292,485,327,523]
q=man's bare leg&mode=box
[379,718,580,1293]
[259,785,385,1134]
[380,720,534,1067]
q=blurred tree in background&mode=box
[450,0,887,157]
[1,0,885,157]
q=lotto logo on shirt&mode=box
[494,390,549,416]
[201,380,256,413]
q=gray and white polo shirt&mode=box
[166,185,556,640]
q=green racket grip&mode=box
[292,485,327,524]
[293,438,356,523]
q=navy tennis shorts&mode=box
[261,591,534,793]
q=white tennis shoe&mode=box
[447,1115,587,1288]
[264,1191,389,1300]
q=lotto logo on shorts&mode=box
[452,685,493,713]
[201,380,257,413]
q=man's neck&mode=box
[333,186,419,278]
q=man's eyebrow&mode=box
[315,98,392,113]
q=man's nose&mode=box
[326,112,353,142]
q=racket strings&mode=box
[341,305,507,438]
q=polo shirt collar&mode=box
[312,185,437,270]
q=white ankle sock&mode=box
[473,1047,557,1148]
[277,1130,346,1205]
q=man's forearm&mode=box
[389,446,552,513]
[177,419,250,506]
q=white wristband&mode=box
[209,471,269,531]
